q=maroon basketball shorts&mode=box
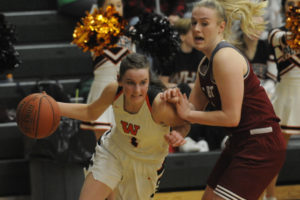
[207,124,286,200]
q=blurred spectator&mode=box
[57,0,96,18]
[57,0,187,25]
[80,0,135,140]
[267,0,285,28]
[124,0,187,25]
[236,16,277,99]
[158,18,204,90]
[264,0,300,200]
[263,0,284,39]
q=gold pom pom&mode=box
[285,2,300,50]
[72,5,127,56]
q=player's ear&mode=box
[218,20,226,34]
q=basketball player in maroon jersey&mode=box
[161,0,286,199]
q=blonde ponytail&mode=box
[219,0,267,40]
[194,0,267,43]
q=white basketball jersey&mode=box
[101,87,170,164]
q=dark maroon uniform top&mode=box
[198,41,280,135]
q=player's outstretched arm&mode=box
[58,82,118,122]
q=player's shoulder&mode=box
[147,86,163,104]
[214,47,244,64]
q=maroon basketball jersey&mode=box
[198,41,280,134]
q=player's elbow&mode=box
[224,113,240,127]
[86,105,99,121]
[88,111,100,121]
[89,115,98,122]
[228,119,240,127]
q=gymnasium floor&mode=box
[154,185,300,200]
[0,185,298,200]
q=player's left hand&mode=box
[164,130,186,147]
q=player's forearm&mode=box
[186,110,240,127]
[58,102,93,122]
[172,123,191,138]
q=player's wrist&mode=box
[182,110,192,123]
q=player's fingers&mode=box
[169,132,184,147]
[172,137,186,147]
[161,89,173,100]
[164,133,176,144]
[164,134,171,142]
[160,92,167,100]
[183,93,188,100]
[171,88,179,97]
[177,92,186,106]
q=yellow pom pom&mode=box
[285,2,300,50]
[72,5,127,56]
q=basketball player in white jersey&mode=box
[58,53,190,200]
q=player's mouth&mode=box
[132,94,143,99]
[194,36,204,43]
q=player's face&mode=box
[104,0,123,16]
[191,6,225,54]
[182,29,195,48]
[120,68,149,106]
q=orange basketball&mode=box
[16,93,61,139]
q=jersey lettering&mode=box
[171,71,196,84]
[131,137,138,147]
[120,120,140,136]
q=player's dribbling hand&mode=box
[164,130,186,147]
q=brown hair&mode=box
[173,18,192,35]
[119,53,166,89]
